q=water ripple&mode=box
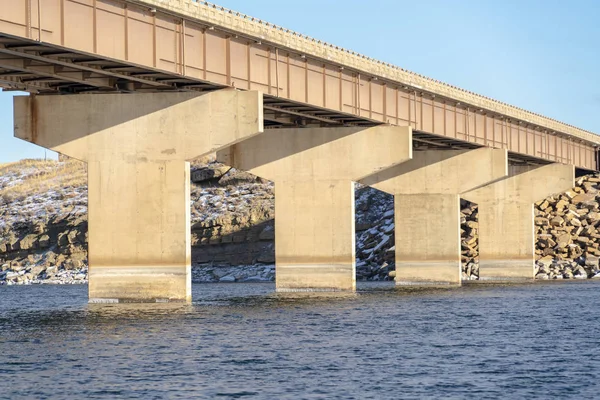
[1,282,600,399]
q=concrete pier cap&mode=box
[360,148,508,286]
[217,125,413,292]
[463,163,575,282]
[14,90,264,303]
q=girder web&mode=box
[0,33,590,169]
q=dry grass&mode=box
[0,158,87,204]
[0,153,217,205]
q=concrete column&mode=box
[87,160,191,302]
[275,180,355,291]
[360,148,508,286]
[218,125,412,291]
[463,164,575,281]
[14,90,263,302]
[394,193,461,285]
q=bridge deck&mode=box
[0,0,596,169]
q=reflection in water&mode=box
[86,302,196,320]
[1,282,600,399]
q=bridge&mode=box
[0,0,594,302]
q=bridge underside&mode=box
[0,34,587,170]
[12,88,578,300]
[0,0,594,302]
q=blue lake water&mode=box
[1,281,600,399]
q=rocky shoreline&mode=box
[532,174,600,280]
[3,158,600,286]
[0,264,275,286]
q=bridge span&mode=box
[0,0,595,302]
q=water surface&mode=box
[1,281,599,399]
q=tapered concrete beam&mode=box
[218,126,412,292]
[361,148,508,194]
[463,163,575,281]
[14,91,263,303]
[218,125,412,182]
[360,148,508,286]
[14,90,263,161]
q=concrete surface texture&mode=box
[464,163,575,281]
[218,125,412,291]
[394,193,461,285]
[13,90,263,302]
[13,90,263,162]
[360,148,508,286]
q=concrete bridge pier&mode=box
[361,148,508,286]
[217,126,412,291]
[463,164,575,281]
[14,90,263,303]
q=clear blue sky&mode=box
[1,0,598,162]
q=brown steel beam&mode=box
[412,137,468,150]
[0,56,113,88]
[0,43,172,89]
[0,75,51,92]
[0,0,595,169]
[264,105,347,126]
[0,71,30,77]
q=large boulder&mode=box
[571,193,596,205]
[191,165,230,183]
